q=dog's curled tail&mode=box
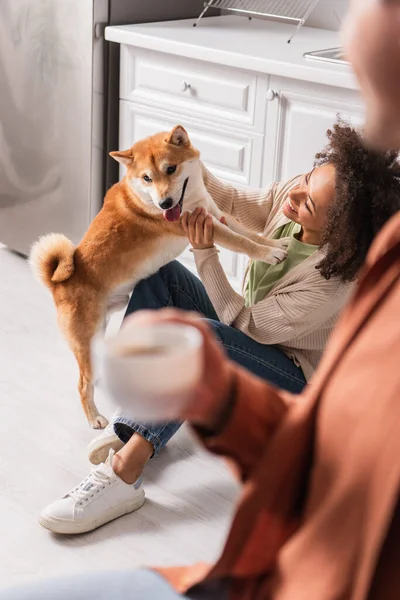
[30,233,75,287]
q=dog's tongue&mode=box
[163,204,181,222]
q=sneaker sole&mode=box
[39,491,145,535]
[87,434,125,465]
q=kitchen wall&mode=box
[307,0,348,31]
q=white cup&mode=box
[92,322,204,421]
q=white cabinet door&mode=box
[119,101,258,291]
[262,76,365,185]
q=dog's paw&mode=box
[263,247,287,265]
[90,414,109,430]
[268,237,291,250]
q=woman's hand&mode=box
[123,309,235,430]
[181,208,215,250]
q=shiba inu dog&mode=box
[30,126,287,429]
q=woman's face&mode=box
[282,164,336,244]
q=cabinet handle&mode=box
[94,22,106,39]
[266,89,277,101]
[180,81,191,93]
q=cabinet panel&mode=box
[119,101,254,291]
[120,46,259,129]
[263,77,364,185]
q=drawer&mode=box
[120,46,258,128]
[119,101,264,187]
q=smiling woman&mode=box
[244,161,337,307]
[244,121,400,308]
[282,164,336,245]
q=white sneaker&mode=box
[87,419,125,465]
[39,450,145,534]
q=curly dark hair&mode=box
[315,121,400,282]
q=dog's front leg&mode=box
[213,219,287,264]
[219,213,289,251]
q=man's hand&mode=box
[123,309,235,430]
[181,208,215,250]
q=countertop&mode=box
[105,15,358,91]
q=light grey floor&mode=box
[0,245,239,590]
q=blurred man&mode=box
[344,0,400,149]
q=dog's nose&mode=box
[159,198,174,210]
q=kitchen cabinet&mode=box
[262,76,364,184]
[107,16,364,291]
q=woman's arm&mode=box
[203,165,279,235]
[193,248,344,346]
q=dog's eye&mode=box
[166,166,177,175]
[142,175,152,183]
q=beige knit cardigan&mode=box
[192,168,354,381]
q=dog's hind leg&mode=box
[57,299,109,429]
[73,341,108,429]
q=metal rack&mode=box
[194,0,321,43]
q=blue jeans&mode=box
[113,261,306,455]
[0,569,227,600]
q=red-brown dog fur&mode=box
[30,126,287,428]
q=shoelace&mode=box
[68,450,116,504]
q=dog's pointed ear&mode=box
[166,125,190,147]
[109,149,133,167]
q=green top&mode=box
[245,221,318,307]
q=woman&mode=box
[39,122,400,534]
